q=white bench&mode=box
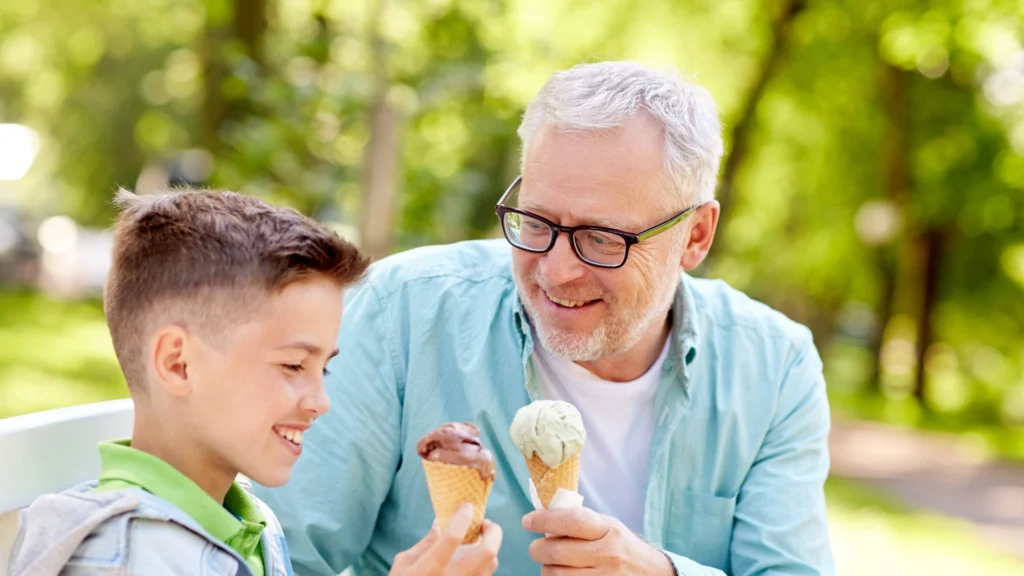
[0,399,134,576]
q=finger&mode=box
[541,567,601,576]
[391,523,438,569]
[477,520,503,554]
[522,508,611,540]
[529,535,600,568]
[451,547,500,576]
[448,519,502,575]
[417,503,474,570]
[408,524,440,557]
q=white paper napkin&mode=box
[528,480,585,510]
[528,479,585,537]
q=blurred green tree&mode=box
[0,0,1021,438]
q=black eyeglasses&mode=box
[494,176,702,269]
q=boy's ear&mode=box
[150,325,193,397]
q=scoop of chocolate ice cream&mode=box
[417,422,496,481]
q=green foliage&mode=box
[0,0,1022,431]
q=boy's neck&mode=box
[131,413,237,504]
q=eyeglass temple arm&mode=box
[496,176,523,206]
[635,205,699,242]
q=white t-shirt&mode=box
[531,335,670,535]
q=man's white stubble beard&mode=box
[514,261,680,363]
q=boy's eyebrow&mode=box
[276,341,339,358]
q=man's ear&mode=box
[680,200,720,270]
[150,324,193,397]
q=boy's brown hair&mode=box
[104,188,371,391]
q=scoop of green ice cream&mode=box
[509,400,586,469]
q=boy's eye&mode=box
[284,363,331,376]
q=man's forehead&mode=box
[517,179,658,231]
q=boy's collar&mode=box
[97,439,265,554]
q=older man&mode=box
[256,61,835,575]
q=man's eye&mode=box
[322,367,332,376]
[284,364,303,373]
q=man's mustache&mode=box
[530,275,604,303]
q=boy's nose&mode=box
[300,380,331,415]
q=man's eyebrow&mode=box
[588,217,638,231]
[517,201,551,216]
[517,203,637,231]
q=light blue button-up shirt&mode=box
[255,239,834,576]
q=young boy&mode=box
[8,188,369,575]
[7,189,502,576]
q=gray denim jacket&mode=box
[8,479,293,576]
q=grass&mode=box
[0,290,127,419]
[1,291,1021,574]
[826,476,1023,575]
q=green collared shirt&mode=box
[94,440,266,576]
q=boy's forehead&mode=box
[239,277,344,341]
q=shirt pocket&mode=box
[663,489,736,571]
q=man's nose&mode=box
[540,233,588,285]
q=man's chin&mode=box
[535,327,603,361]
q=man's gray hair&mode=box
[518,61,724,206]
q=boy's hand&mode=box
[390,503,503,576]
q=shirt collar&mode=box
[97,440,266,557]
[673,270,700,366]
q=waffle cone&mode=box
[421,459,494,543]
[526,454,579,508]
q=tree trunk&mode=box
[201,22,230,152]
[868,250,897,391]
[201,0,267,153]
[716,0,805,216]
[870,64,911,392]
[234,0,267,66]
[360,100,402,259]
[359,0,403,259]
[913,228,943,403]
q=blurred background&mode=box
[1,0,1022,573]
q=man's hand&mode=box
[390,503,503,576]
[522,507,674,575]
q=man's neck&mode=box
[131,409,236,504]
[575,313,672,382]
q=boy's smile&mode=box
[273,424,308,456]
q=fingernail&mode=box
[521,513,533,530]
